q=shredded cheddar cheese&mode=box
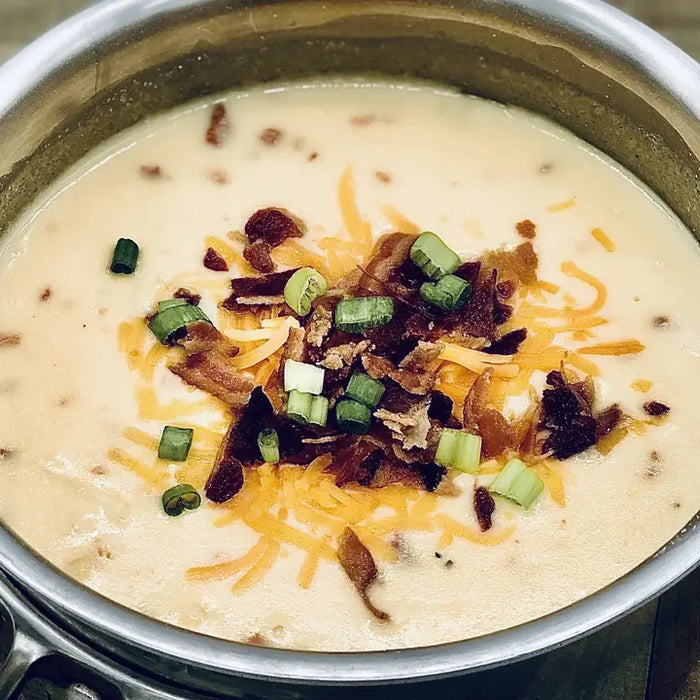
[631,378,654,393]
[578,340,645,356]
[591,227,616,252]
[547,198,576,213]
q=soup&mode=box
[0,80,698,651]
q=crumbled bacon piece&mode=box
[481,242,538,286]
[375,399,431,451]
[308,152,319,162]
[203,247,229,272]
[0,334,21,347]
[205,452,244,504]
[516,219,537,239]
[375,171,392,184]
[357,232,417,295]
[454,261,482,286]
[643,401,670,417]
[245,208,305,247]
[398,341,443,369]
[595,404,622,439]
[350,115,378,126]
[361,353,435,396]
[209,169,230,185]
[483,328,527,355]
[280,326,306,365]
[337,528,389,621]
[453,269,497,340]
[321,341,372,370]
[327,439,380,487]
[260,128,282,145]
[305,305,333,348]
[243,240,275,273]
[206,103,228,147]
[140,165,162,178]
[223,269,298,311]
[496,279,516,299]
[169,322,253,409]
[174,288,201,306]
[416,462,447,492]
[474,486,496,531]
[39,287,52,302]
[653,315,670,328]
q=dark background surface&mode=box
[1,1,699,698]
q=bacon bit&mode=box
[203,247,229,272]
[631,379,653,393]
[246,633,270,647]
[140,165,162,178]
[362,353,435,396]
[173,288,202,306]
[260,128,282,145]
[206,103,228,147]
[375,171,392,184]
[224,269,298,309]
[91,465,108,475]
[481,242,539,287]
[0,334,21,347]
[350,114,378,126]
[578,339,645,356]
[591,227,616,252]
[308,152,319,162]
[321,341,372,371]
[39,287,52,302]
[474,486,495,532]
[428,391,453,424]
[280,326,306,366]
[643,401,670,417]
[305,305,333,348]
[205,450,244,504]
[547,198,576,213]
[595,404,622,440]
[243,240,275,273]
[496,279,516,299]
[358,232,417,295]
[337,528,389,621]
[375,400,431,451]
[653,315,670,328]
[646,450,663,477]
[398,341,443,370]
[245,208,305,247]
[169,322,253,409]
[209,168,230,185]
[454,269,498,340]
[483,328,527,356]
[516,219,536,239]
[327,439,380,487]
[0,448,13,460]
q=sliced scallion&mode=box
[489,458,544,509]
[345,372,385,409]
[308,396,329,427]
[336,399,371,434]
[287,390,313,424]
[284,359,325,395]
[435,429,482,474]
[158,298,189,312]
[162,483,201,517]
[110,238,140,275]
[148,304,211,345]
[284,267,328,316]
[420,275,472,311]
[410,232,460,280]
[334,297,394,334]
[257,428,280,464]
[158,426,194,462]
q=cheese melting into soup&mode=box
[0,80,698,651]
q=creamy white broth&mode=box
[0,80,699,651]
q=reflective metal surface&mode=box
[0,0,698,695]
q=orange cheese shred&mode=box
[380,204,420,234]
[578,339,645,356]
[547,198,576,213]
[339,166,373,255]
[435,515,516,545]
[631,378,654,393]
[590,227,616,252]
[231,539,281,594]
[297,552,320,589]
[186,536,271,583]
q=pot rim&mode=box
[0,0,699,685]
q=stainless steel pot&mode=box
[0,1,698,697]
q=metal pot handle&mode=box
[0,622,47,698]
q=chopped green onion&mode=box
[489,458,544,509]
[158,426,194,462]
[257,428,280,464]
[162,483,201,517]
[148,304,211,345]
[410,232,460,280]
[110,238,140,275]
[435,429,482,474]
[420,275,472,311]
[287,390,313,423]
[345,372,385,409]
[287,391,329,426]
[308,396,329,427]
[158,298,189,312]
[284,359,325,395]
[334,297,394,334]
[336,399,372,434]
[284,267,328,316]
